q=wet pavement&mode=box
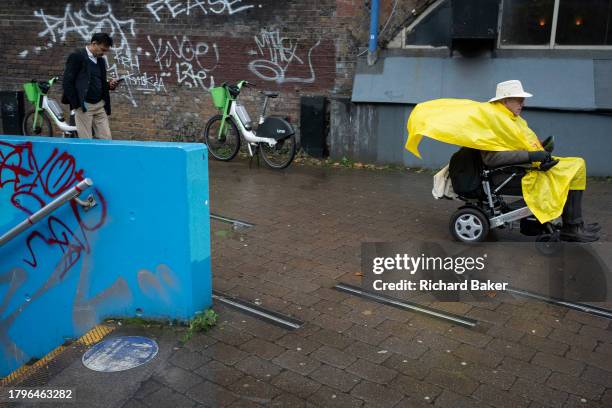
[13,159,612,407]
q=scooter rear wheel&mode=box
[258,135,296,169]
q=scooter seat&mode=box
[263,92,279,98]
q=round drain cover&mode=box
[82,336,158,372]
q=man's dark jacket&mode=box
[62,48,111,115]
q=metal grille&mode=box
[1,325,115,388]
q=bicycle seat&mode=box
[263,92,279,98]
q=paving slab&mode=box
[9,159,612,407]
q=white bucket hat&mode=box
[489,80,533,102]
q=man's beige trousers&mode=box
[75,100,112,139]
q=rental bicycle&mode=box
[204,81,297,169]
[22,77,77,137]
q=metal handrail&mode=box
[0,178,94,247]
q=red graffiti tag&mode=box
[0,141,107,277]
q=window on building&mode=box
[499,0,612,47]
[500,0,555,46]
[556,0,612,45]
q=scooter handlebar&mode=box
[538,158,559,171]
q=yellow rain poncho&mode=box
[406,99,586,223]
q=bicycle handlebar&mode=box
[221,81,257,88]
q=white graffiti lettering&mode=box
[248,28,320,84]
[27,0,145,106]
[147,0,254,22]
[147,35,219,90]
[24,0,264,106]
[105,47,145,107]
[125,72,168,93]
[32,1,135,60]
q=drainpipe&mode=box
[367,0,380,66]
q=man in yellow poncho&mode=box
[406,80,599,242]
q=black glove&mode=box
[528,150,551,163]
[541,136,555,153]
[539,159,559,171]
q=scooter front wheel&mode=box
[449,207,489,243]
[258,135,296,169]
[203,115,241,161]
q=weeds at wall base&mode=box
[181,309,218,342]
[103,308,218,342]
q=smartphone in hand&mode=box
[109,77,124,90]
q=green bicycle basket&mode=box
[23,82,40,104]
[210,86,229,110]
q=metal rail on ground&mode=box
[213,291,302,330]
[334,283,478,328]
[210,213,254,228]
[506,286,612,320]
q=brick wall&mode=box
[0,0,426,142]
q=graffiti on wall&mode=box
[0,140,131,361]
[0,141,107,277]
[22,0,146,106]
[138,264,180,305]
[248,28,321,84]
[147,35,220,90]
[0,140,193,372]
[20,0,237,105]
[0,136,213,378]
[29,0,136,61]
[19,0,332,108]
[146,0,256,21]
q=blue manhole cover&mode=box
[82,336,158,372]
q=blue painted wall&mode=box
[0,136,211,377]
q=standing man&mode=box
[62,33,119,139]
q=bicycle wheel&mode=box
[22,110,53,136]
[203,114,241,161]
[259,135,296,169]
